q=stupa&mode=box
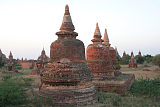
[9,51,13,62]
[86,23,113,80]
[39,5,97,106]
[129,52,137,68]
[122,51,127,58]
[138,50,142,57]
[103,29,117,68]
[30,62,40,76]
[37,48,49,69]
[87,25,135,95]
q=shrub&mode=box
[29,66,33,69]
[129,78,160,98]
[112,64,121,70]
[14,64,22,70]
[121,54,131,64]
[144,54,153,63]
[135,55,144,64]
[98,92,122,106]
[2,75,12,81]
[0,56,4,68]
[153,54,160,67]
[0,78,28,106]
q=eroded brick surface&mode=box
[39,5,97,106]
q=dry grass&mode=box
[120,64,160,79]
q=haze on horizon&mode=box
[0,0,160,59]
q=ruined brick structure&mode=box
[129,52,137,68]
[87,23,113,80]
[103,29,118,67]
[30,48,48,76]
[122,51,126,58]
[8,51,14,71]
[138,50,142,57]
[30,62,40,76]
[37,48,49,69]
[20,60,34,69]
[87,24,134,94]
[39,5,97,106]
[9,51,13,62]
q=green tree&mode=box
[152,54,160,67]
[0,56,3,68]
[116,55,121,64]
[144,55,153,63]
[135,55,144,64]
[121,54,131,64]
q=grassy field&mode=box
[120,64,160,79]
[0,64,160,107]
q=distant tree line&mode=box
[116,54,154,65]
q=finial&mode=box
[65,5,70,15]
[59,4,75,32]
[94,23,101,36]
[91,23,103,43]
[103,28,110,46]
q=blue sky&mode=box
[0,0,160,59]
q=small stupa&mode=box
[138,50,142,57]
[87,25,135,95]
[37,48,49,69]
[30,62,40,76]
[103,29,117,67]
[39,5,97,106]
[87,23,113,80]
[129,52,137,68]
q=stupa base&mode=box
[39,82,97,107]
[93,73,135,95]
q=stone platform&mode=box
[93,73,135,95]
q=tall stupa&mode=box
[39,5,97,106]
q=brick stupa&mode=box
[39,5,97,106]
[103,29,117,67]
[87,23,113,80]
[129,52,137,68]
[87,24,135,95]
[37,48,49,69]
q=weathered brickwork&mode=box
[86,23,114,81]
[93,74,135,95]
[87,25,135,94]
[39,5,97,106]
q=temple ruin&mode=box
[39,5,97,106]
[87,24,135,95]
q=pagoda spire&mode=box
[138,50,142,56]
[9,51,13,57]
[41,47,45,55]
[60,5,75,32]
[131,51,134,57]
[103,28,110,47]
[9,51,13,60]
[91,23,103,43]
